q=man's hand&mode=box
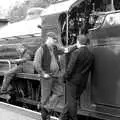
[76,40,81,48]
[10,59,19,64]
[10,59,26,64]
[64,48,69,53]
[43,73,50,79]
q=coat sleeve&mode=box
[12,48,32,64]
[64,50,79,80]
[22,49,32,61]
[67,44,77,53]
[55,45,65,55]
[55,44,77,55]
[81,54,94,75]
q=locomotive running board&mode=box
[0,102,59,120]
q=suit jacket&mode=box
[64,46,94,86]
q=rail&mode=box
[0,71,41,81]
[0,59,41,81]
[16,73,41,81]
[0,59,12,69]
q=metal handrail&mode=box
[0,59,12,70]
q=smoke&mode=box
[0,0,27,17]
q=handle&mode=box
[0,59,12,70]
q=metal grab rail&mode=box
[0,59,13,70]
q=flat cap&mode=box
[47,32,58,40]
[16,44,26,54]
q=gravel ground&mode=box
[0,107,40,120]
[0,102,42,120]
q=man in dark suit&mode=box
[60,35,94,120]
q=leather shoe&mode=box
[41,107,50,120]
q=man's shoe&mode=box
[41,107,49,120]
[59,112,70,120]
[0,93,11,102]
[0,90,8,95]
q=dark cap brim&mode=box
[37,25,42,29]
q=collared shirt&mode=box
[49,47,59,74]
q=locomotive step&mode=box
[16,97,39,106]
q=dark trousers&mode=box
[61,81,84,120]
[1,65,23,92]
[1,64,32,98]
[41,77,64,109]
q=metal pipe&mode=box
[0,59,12,70]
[111,0,115,11]
[66,13,69,46]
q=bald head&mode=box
[77,35,90,45]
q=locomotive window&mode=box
[92,0,120,11]
[59,0,93,46]
[92,0,112,12]
[59,13,67,46]
[59,9,80,46]
[88,0,113,30]
[114,0,120,10]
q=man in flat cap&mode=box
[33,31,80,120]
[0,44,32,95]
[60,34,94,120]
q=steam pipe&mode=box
[111,0,115,11]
